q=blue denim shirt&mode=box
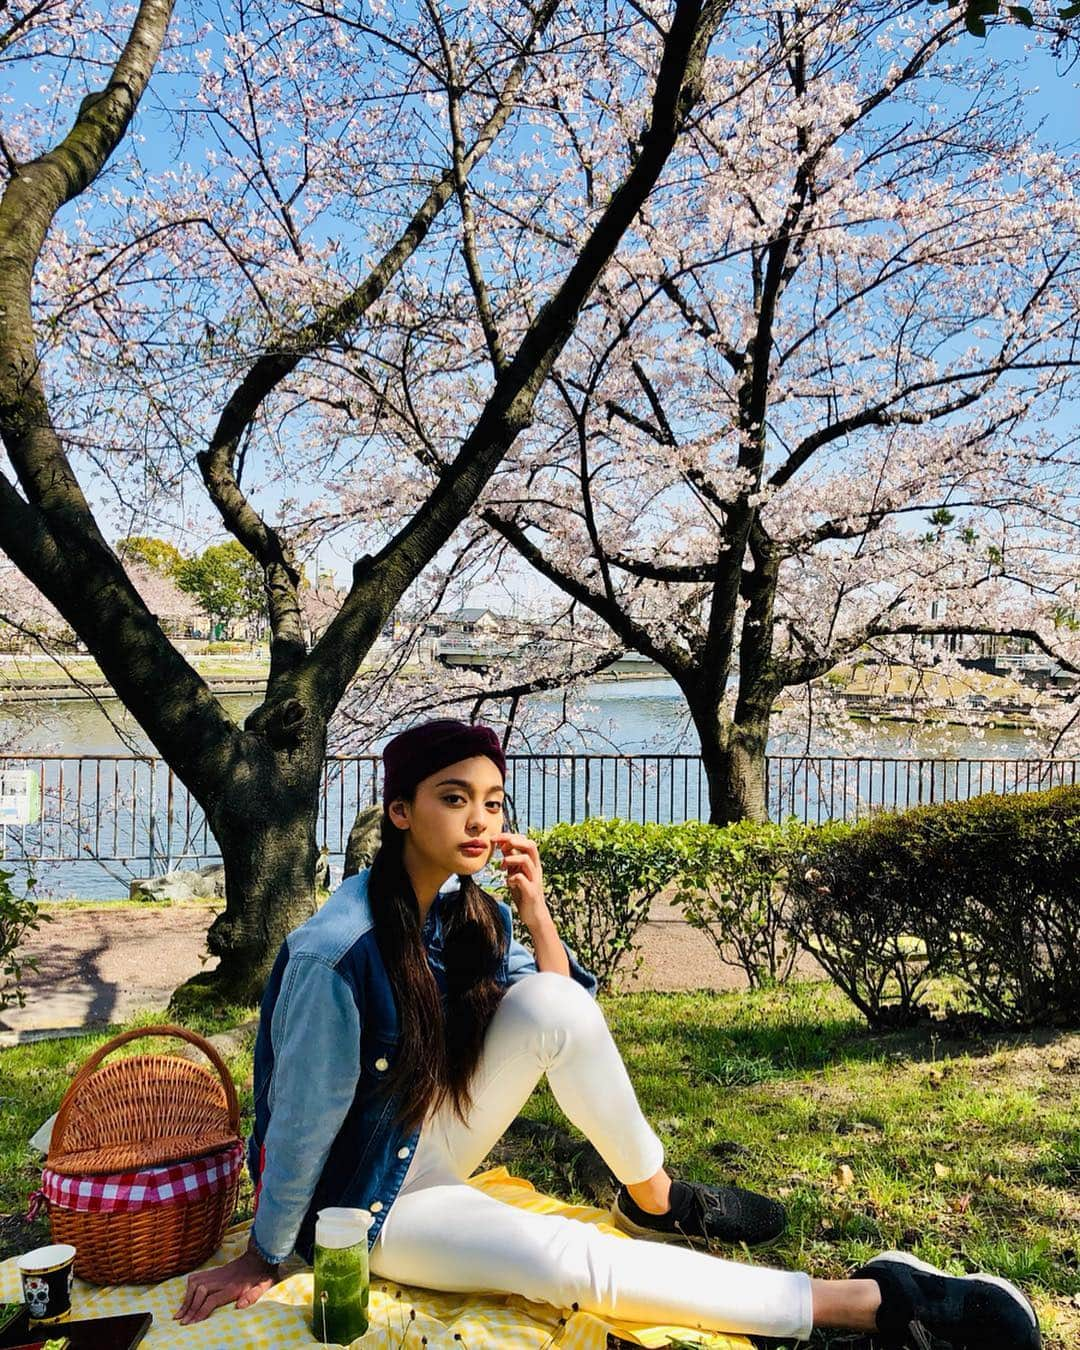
[248,868,597,1264]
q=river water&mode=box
[0,675,1040,757]
[0,678,1061,899]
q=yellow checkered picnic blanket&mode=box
[1,1167,752,1349]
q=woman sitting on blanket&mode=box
[177,718,1041,1349]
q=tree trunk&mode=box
[198,812,320,1004]
[709,716,770,824]
[174,714,327,1007]
[684,694,770,825]
[711,536,778,824]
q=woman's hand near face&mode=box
[491,832,544,922]
[492,833,570,977]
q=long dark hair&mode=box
[368,813,507,1130]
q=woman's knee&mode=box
[503,971,605,1039]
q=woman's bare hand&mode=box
[491,832,544,919]
[174,1247,278,1324]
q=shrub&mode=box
[789,786,1080,1029]
[0,870,46,1010]
[914,786,1080,1027]
[787,818,942,1028]
[670,818,808,988]
[531,818,680,990]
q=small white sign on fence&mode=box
[0,768,41,825]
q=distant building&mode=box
[423,607,504,637]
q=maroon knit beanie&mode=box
[381,718,507,809]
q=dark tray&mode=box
[0,1309,27,1345]
[0,1311,151,1350]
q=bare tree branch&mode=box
[198,0,562,682]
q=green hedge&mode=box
[529,818,681,990]
[788,785,1080,1029]
[669,818,810,989]
[525,787,1080,1027]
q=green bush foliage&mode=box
[787,817,942,1028]
[0,870,46,1010]
[915,786,1080,1027]
[789,786,1080,1029]
[670,818,809,988]
[526,788,1077,1027]
[531,818,680,989]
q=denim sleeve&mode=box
[503,905,599,997]
[250,954,362,1264]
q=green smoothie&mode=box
[313,1238,370,1344]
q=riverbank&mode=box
[0,656,1047,735]
[1,651,1040,707]
[0,658,672,705]
[0,651,405,702]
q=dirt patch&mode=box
[1,905,220,1035]
[614,888,824,992]
[966,1034,1080,1087]
[4,892,790,1036]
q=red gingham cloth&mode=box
[33,1142,244,1216]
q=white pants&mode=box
[370,973,814,1340]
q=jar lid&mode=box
[316,1206,373,1248]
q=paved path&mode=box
[1,894,807,1043]
[1,906,221,1043]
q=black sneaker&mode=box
[610,1177,786,1249]
[855,1251,1041,1350]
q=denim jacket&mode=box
[248,868,598,1264]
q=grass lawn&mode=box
[825,661,1029,704]
[0,654,269,684]
[1,983,1077,1348]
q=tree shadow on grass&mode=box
[608,985,1080,1085]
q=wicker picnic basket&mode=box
[42,1024,243,1284]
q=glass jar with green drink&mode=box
[313,1206,372,1345]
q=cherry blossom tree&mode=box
[431,0,1080,822]
[2,560,198,645]
[0,0,731,998]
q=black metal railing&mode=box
[2,751,1077,893]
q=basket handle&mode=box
[49,1024,241,1162]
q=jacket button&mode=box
[397,1147,410,1159]
[375,1057,389,1072]
[370,1201,383,1212]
